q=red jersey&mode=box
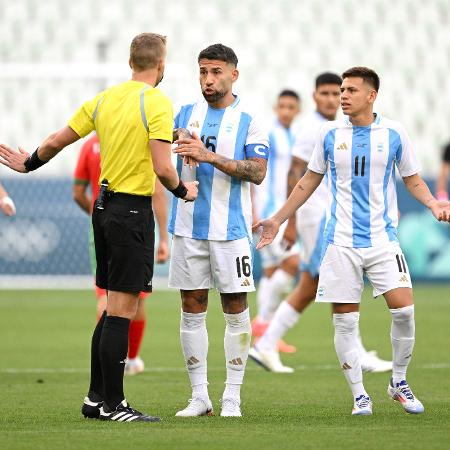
[73,134,101,211]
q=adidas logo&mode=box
[342,362,352,370]
[399,274,409,282]
[228,357,243,366]
[337,142,348,150]
[240,278,251,287]
[189,121,200,128]
[187,356,200,366]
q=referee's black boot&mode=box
[82,396,103,419]
[99,399,161,423]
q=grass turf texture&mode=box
[1,286,449,450]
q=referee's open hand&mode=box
[183,180,199,202]
[0,144,29,173]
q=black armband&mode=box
[170,180,188,199]
[24,148,47,172]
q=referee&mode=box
[0,33,198,423]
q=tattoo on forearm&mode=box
[297,184,305,191]
[213,155,265,184]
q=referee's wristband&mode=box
[170,180,188,199]
[24,148,47,172]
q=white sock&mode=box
[355,328,368,359]
[333,312,368,399]
[256,276,271,320]
[259,270,294,321]
[223,308,251,400]
[257,301,300,351]
[180,311,209,399]
[390,305,415,384]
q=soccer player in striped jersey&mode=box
[250,73,391,374]
[73,134,170,375]
[255,67,450,415]
[251,90,301,354]
[170,44,269,417]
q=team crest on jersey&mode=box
[317,286,325,297]
[377,143,384,152]
[337,142,348,150]
[225,123,233,133]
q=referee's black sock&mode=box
[99,315,131,411]
[87,310,106,402]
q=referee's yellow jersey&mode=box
[68,80,173,196]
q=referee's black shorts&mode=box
[92,193,155,293]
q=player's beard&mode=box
[202,88,227,104]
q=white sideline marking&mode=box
[2,363,450,374]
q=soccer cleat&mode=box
[81,396,102,419]
[251,318,297,353]
[387,379,424,414]
[220,398,242,417]
[248,346,294,373]
[175,398,213,417]
[125,356,145,376]
[99,399,161,422]
[361,351,392,373]
[351,395,373,415]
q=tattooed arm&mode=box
[403,173,450,222]
[173,132,267,184]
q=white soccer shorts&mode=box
[257,222,300,269]
[297,215,326,278]
[316,242,412,303]
[168,235,255,293]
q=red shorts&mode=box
[95,285,150,300]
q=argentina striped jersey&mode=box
[308,114,421,248]
[169,96,269,241]
[254,120,296,219]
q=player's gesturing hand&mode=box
[183,180,199,202]
[253,217,281,249]
[430,199,450,222]
[0,144,30,173]
[174,131,213,164]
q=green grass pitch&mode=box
[1,285,450,450]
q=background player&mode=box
[250,73,391,374]
[251,90,301,354]
[254,66,450,415]
[170,44,269,418]
[73,133,170,375]
[0,180,16,216]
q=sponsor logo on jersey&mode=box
[337,142,348,150]
[240,278,251,287]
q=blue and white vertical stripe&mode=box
[309,115,420,248]
[169,98,267,241]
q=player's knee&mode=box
[180,311,207,331]
[333,312,360,335]
[390,305,414,322]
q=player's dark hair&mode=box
[130,33,166,71]
[315,72,342,89]
[278,89,300,101]
[342,66,380,92]
[198,44,238,67]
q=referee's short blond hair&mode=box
[130,33,167,71]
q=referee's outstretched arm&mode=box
[0,125,80,173]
